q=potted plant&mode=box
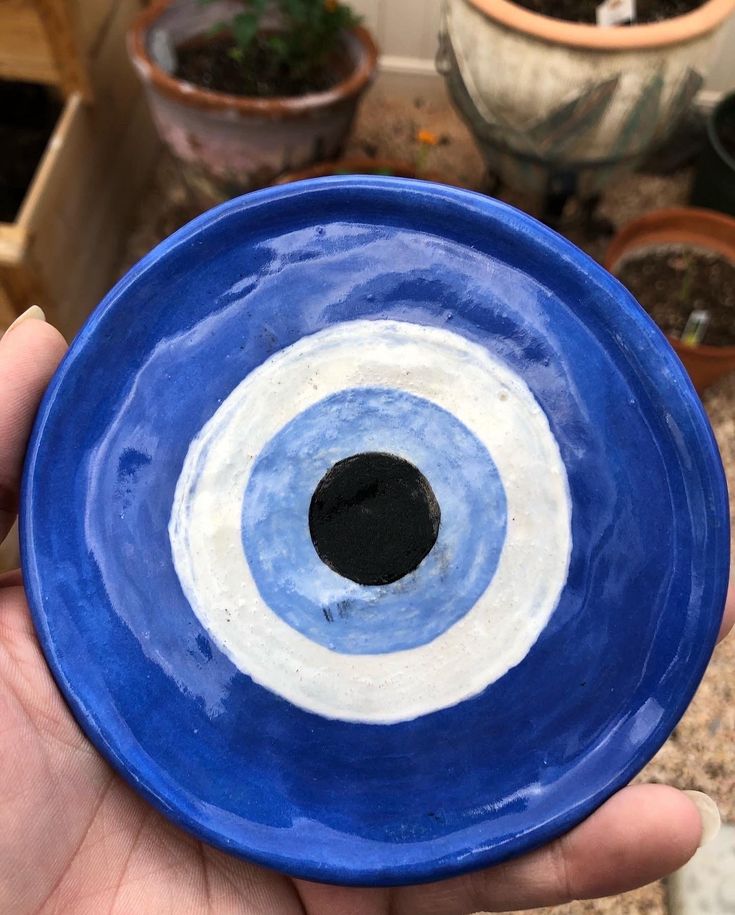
[128,0,377,191]
[691,91,735,217]
[437,0,735,212]
[605,207,735,392]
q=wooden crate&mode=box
[0,0,159,338]
[0,0,91,98]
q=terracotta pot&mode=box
[128,0,377,189]
[439,0,735,199]
[605,207,735,393]
[275,158,442,184]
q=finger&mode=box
[718,584,734,643]
[0,569,22,588]
[393,784,705,915]
[0,314,67,543]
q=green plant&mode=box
[675,253,710,345]
[204,0,360,88]
[415,128,439,174]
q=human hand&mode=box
[1,309,732,914]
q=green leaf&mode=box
[203,0,361,89]
[283,0,308,25]
[268,34,289,58]
[232,11,259,50]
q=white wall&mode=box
[351,0,442,74]
[708,14,735,94]
[354,0,735,94]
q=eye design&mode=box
[170,320,572,724]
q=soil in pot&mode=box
[175,33,351,97]
[509,0,707,24]
[0,80,62,223]
[615,246,735,346]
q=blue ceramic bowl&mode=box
[21,177,729,886]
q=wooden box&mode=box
[0,0,159,338]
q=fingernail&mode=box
[684,790,721,847]
[6,305,46,333]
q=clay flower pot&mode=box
[438,0,735,201]
[691,91,735,218]
[128,0,377,190]
[605,207,735,393]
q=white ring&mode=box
[170,320,572,723]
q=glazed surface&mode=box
[21,178,729,885]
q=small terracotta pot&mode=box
[275,159,442,184]
[128,0,378,189]
[605,207,735,393]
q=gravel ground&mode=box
[349,88,735,915]
[504,884,669,915]
[16,82,734,915]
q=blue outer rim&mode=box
[20,177,730,886]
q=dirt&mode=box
[0,80,62,223]
[175,33,348,98]
[615,247,735,346]
[509,0,707,24]
[503,881,668,915]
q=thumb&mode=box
[0,309,67,544]
[386,784,710,914]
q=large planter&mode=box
[691,91,735,217]
[605,207,735,393]
[128,0,377,190]
[438,0,735,202]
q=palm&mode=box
[0,576,303,914]
[0,317,730,915]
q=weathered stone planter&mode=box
[439,0,735,203]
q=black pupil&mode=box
[309,452,441,586]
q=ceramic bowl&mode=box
[21,177,729,886]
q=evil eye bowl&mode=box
[22,177,729,886]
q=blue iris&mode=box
[241,388,507,654]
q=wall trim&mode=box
[378,54,440,77]
[697,88,724,112]
[374,54,447,101]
